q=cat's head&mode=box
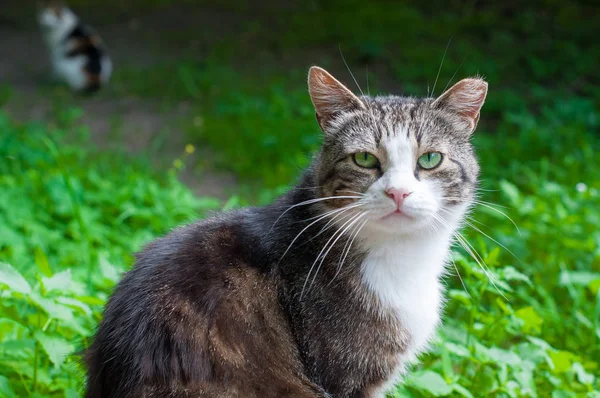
[38,1,76,34]
[308,66,486,238]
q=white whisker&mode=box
[450,257,471,298]
[301,211,368,298]
[270,195,362,231]
[306,205,363,244]
[431,38,452,97]
[329,215,370,286]
[307,211,369,295]
[474,202,521,235]
[441,197,520,234]
[337,190,366,197]
[462,219,522,264]
[339,45,365,97]
[440,54,467,94]
[278,205,359,263]
[296,203,361,225]
[431,213,506,300]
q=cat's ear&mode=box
[308,66,365,131]
[432,78,488,132]
[41,0,65,16]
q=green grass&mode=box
[0,114,220,396]
[1,0,600,396]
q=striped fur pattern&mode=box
[38,1,111,93]
[85,67,487,397]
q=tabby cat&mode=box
[38,1,112,93]
[85,66,487,397]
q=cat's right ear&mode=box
[308,66,365,132]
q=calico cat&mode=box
[85,66,487,397]
[38,1,112,93]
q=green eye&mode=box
[353,152,379,168]
[418,152,443,169]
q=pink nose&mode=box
[385,188,412,209]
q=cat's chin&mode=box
[362,213,435,237]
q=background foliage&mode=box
[1,0,599,396]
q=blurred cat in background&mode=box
[38,1,112,93]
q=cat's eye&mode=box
[418,152,443,169]
[353,152,379,169]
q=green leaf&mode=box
[573,362,595,385]
[487,347,522,366]
[409,370,452,396]
[388,386,413,398]
[444,342,471,358]
[552,391,576,398]
[65,388,81,398]
[42,269,72,293]
[590,279,600,295]
[34,331,73,369]
[451,384,474,398]
[0,339,36,359]
[222,195,241,211]
[513,362,536,395]
[77,295,106,306]
[29,294,76,323]
[549,350,578,373]
[0,375,16,398]
[500,266,533,287]
[0,262,31,294]
[0,317,28,332]
[485,247,501,267]
[515,306,544,334]
[56,296,93,316]
[448,289,471,305]
[34,246,53,277]
[99,256,121,283]
[441,345,453,378]
[500,179,521,206]
[526,336,552,350]
[559,271,600,287]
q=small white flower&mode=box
[576,182,587,193]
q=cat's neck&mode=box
[361,225,454,274]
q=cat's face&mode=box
[38,1,70,31]
[308,67,486,237]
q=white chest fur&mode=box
[360,232,451,364]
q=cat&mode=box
[85,66,487,397]
[38,1,112,93]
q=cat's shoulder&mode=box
[124,208,270,294]
[86,209,291,395]
[95,208,274,349]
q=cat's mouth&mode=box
[381,209,412,220]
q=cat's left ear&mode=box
[432,78,488,133]
[308,66,365,132]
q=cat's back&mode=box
[126,209,267,296]
[86,209,321,397]
[109,209,265,312]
